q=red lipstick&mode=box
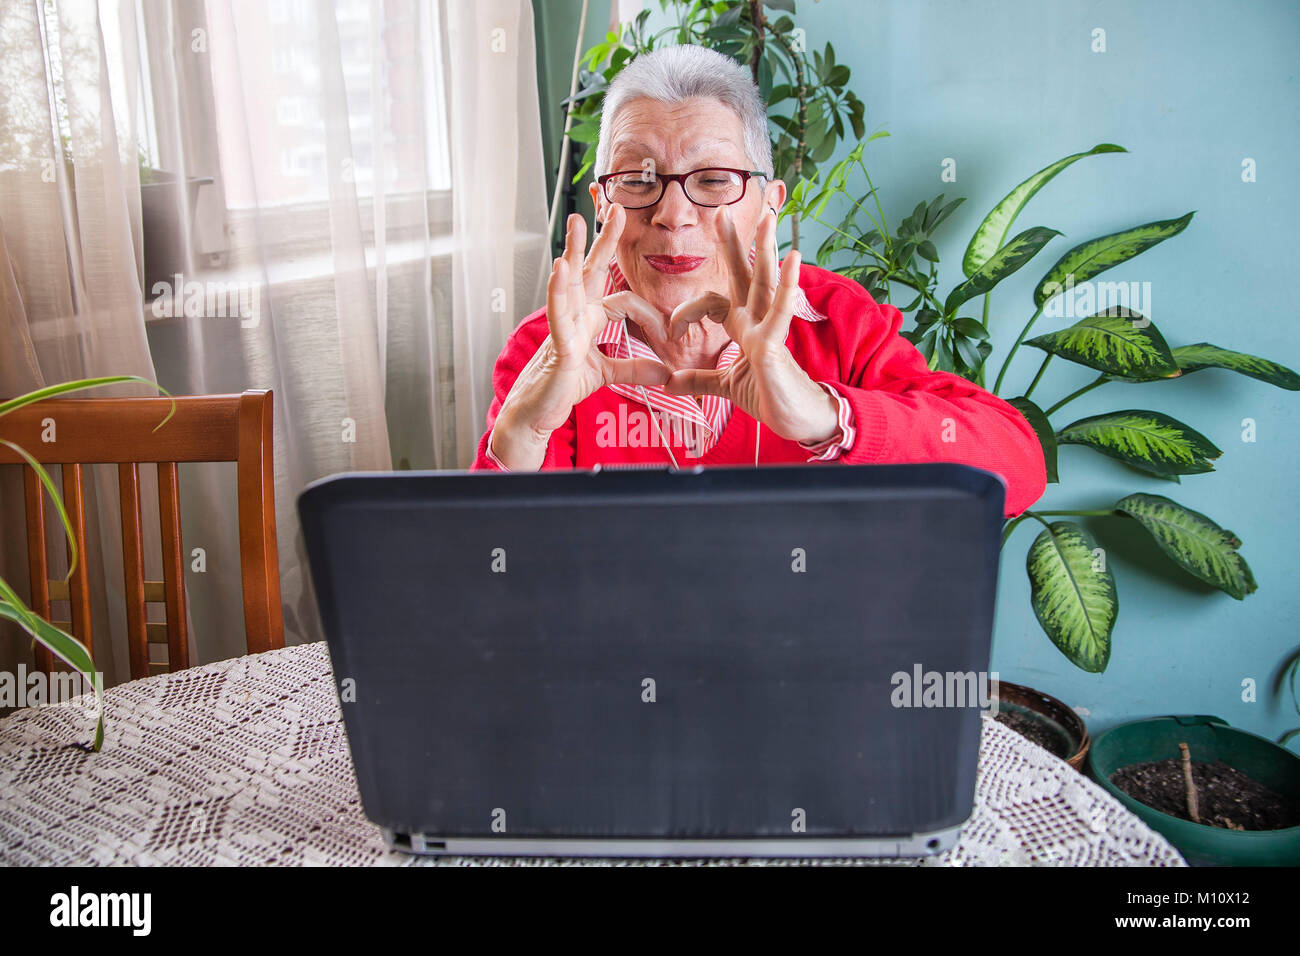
[645,255,706,275]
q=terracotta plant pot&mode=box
[990,680,1090,771]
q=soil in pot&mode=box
[995,707,1073,761]
[1111,758,1300,831]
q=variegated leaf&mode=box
[945,226,1061,315]
[1026,521,1116,672]
[1056,410,1221,478]
[1034,213,1194,309]
[1115,493,1257,600]
[962,144,1126,277]
[1026,309,1180,380]
[1007,396,1059,483]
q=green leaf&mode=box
[848,97,866,140]
[952,317,989,340]
[1034,213,1194,309]
[0,441,79,583]
[1114,493,1258,600]
[933,334,953,371]
[1026,309,1181,380]
[1056,409,1222,478]
[916,240,939,263]
[1026,520,1116,672]
[0,597,102,749]
[567,119,600,144]
[954,334,984,372]
[764,0,797,11]
[927,195,965,233]
[811,128,837,164]
[945,227,1061,315]
[713,5,744,28]
[0,375,173,424]
[1162,343,1300,390]
[962,144,1126,277]
[757,55,774,100]
[1007,396,1059,483]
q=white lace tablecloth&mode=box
[0,643,1186,866]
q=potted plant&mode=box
[560,0,864,254]
[0,377,173,751]
[1088,715,1300,865]
[137,149,213,299]
[992,680,1090,770]
[785,140,1298,764]
[55,138,211,298]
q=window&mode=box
[275,97,303,126]
[208,0,451,210]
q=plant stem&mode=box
[748,0,765,80]
[859,156,890,243]
[816,220,891,267]
[976,295,992,388]
[1024,354,1052,401]
[1000,509,1053,548]
[1000,508,1115,548]
[841,187,887,238]
[1043,374,1107,417]
[991,304,1044,397]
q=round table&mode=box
[0,643,1186,866]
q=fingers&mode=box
[599,290,670,343]
[663,367,727,399]
[760,249,802,347]
[560,213,587,321]
[546,256,572,343]
[668,292,731,340]
[584,203,624,301]
[749,208,779,314]
[719,205,751,306]
[602,355,671,388]
[563,213,586,278]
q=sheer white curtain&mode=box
[0,0,550,686]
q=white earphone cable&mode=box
[622,319,680,470]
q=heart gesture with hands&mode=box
[489,205,677,469]
[662,207,842,447]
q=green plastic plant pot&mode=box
[1088,715,1300,866]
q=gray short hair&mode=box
[593,45,773,180]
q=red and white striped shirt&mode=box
[486,253,856,467]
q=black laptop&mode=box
[297,463,1005,858]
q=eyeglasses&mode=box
[596,167,767,209]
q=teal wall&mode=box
[535,0,1300,746]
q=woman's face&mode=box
[589,96,786,321]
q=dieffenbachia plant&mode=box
[0,376,174,750]
[787,143,1298,673]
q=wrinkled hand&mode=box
[491,207,671,468]
[663,207,841,446]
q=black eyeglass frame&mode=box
[596,166,769,209]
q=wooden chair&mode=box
[0,389,283,678]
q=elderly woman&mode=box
[472,45,1045,518]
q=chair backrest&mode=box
[0,389,283,678]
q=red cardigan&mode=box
[471,263,1046,518]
